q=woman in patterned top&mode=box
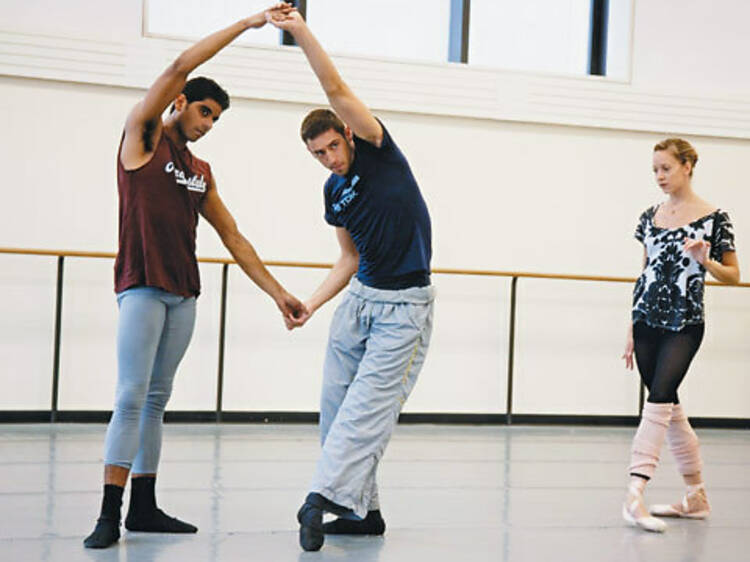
[621,138,740,532]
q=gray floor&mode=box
[0,423,748,562]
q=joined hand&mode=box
[266,6,304,31]
[246,3,296,29]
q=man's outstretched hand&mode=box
[265,6,305,32]
[245,2,296,29]
[285,299,314,330]
[276,291,311,331]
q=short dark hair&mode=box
[171,76,230,113]
[300,109,346,143]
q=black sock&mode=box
[298,492,351,551]
[297,492,359,551]
[124,476,197,533]
[323,510,386,535]
[305,492,352,516]
[83,484,123,549]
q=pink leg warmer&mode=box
[628,402,673,480]
[667,404,703,475]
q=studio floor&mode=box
[0,422,747,562]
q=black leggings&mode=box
[632,322,705,404]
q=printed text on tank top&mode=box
[164,161,207,193]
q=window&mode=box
[143,0,281,48]
[604,0,633,80]
[306,0,452,63]
[142,0,632,80]
[469,0,592,75]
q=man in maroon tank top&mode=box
[84,3,305,549]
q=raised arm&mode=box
[267,10,383,146]
[121,3,294,169]
[200,177,306,325]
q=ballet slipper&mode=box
[622,485,667,533]
[650,485,710,519]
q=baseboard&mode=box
[1,410,748,429]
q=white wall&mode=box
[631,0,750,94]
[1,1,749,418]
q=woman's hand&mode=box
[684,238,710,265]
[622,327,635,370]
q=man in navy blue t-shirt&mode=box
[268,9,435,553]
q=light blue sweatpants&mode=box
[311,277,435,518]
[103,286,196,474]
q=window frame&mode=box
[141,0,634,82]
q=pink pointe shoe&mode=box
[650,486,710,519]
[622,485,667,533]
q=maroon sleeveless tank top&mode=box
[114,131,210,297]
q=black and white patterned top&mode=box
[632,206,735,331]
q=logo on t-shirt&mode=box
[164,161,207,193]
[332,175,359,213]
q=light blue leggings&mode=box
[103,287,196,474]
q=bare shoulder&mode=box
[696,197,718,216]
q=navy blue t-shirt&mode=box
[323,121,432,289]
